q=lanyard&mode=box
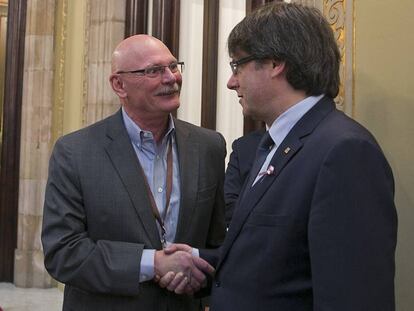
[139,138,173,248]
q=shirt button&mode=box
[156,155,160,160]
[158,187,163,193]
[215,281,221,287]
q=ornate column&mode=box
[14,0,56,287]
[83,0,126,126]
[14,0,127,288]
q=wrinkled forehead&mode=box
[114,38,177,70]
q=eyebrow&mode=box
[147,59,178,66]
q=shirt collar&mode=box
[268,94,324,147]
[121,107,175,147]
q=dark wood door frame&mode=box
[125,0,180,61]
[200,0,219,130]
[152,0,180,59]
[0,0,27,282]
[125,0,148,38]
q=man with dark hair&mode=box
[208,3,397,311]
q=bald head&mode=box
[111,35,173,74]
[108,34,182,125]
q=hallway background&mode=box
[0,0,413,310]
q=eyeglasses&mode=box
[117,62,185,78]
[229,55,258,75]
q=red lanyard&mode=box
[139,139,173,248]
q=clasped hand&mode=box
[154,243,214,295]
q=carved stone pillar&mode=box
[14,0,56,288]
[14,0,127,288]
[83,0,126,126]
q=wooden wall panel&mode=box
[152,0,180,117]
[0,0,27,281]
[200,0,219,130]
[125,0,148,37]
[152,0,180,58]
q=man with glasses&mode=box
[175,2,396,311]
[42,34,226,311]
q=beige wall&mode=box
[354,0,414,309]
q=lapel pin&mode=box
[284,147,291,154]
[265,165,275,176]
[258,165,275,178]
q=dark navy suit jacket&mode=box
[210,97,397,311]
[224,129,264,227]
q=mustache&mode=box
[155,84,181,96]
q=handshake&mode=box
[153,243,214,295]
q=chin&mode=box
[164,100,180,113]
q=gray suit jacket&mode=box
[42,110,226,311]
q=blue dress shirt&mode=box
[122,108,181,282]
[253,95,324,185]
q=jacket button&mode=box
[215,281,221,287]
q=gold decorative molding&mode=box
[51,0,67,145]
[82,0,90,126]
[55,0,88,134]
[291,0,354,116]
[323,0,345,110]
[323,0,354,116]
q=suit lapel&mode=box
[173,119,199,242]
[104,110,162,249]
[217,138,303,269]
[217,97,335,270]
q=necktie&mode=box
[247,131,274,188]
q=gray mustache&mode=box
[155,85,180,96]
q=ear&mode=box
[270,60,286,78]
[109,74,127,98]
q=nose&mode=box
[161,66,178,84]
[227,74,238,90]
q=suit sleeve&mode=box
[206,132,227,249]
[199,132,226,268]
[224,139,242,228]
[41,139,143,296]
[309,137,397,311]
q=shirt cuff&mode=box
[192,248,199,257]
[139,249,155,283]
